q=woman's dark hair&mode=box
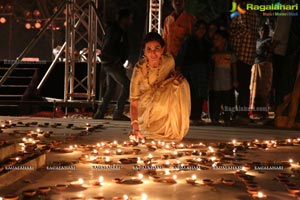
[215,29,229,40]
[117,8,133,21]
[259,24,270,36]
[193,19,207,33]
[142,32,165,49]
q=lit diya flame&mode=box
[165,169,170,175]
[141,193,148,200]
[78,178,84,184]
[116,149,122,154]
[172,175,177,180]
[99,176,104,184]
[191,174,197,180]
[137,157,143,164]
[232,139,237,145]
[210,156,216,162]
[69,145,73,150]
[123,194,129,200]
[289,159,294,163]
[138,173,143,180]
[148,153,153,159]
[105,157,110,163]
[104,150,110,155]
[165,160,170,166]
[186,174,197,184]
[254,191,267,199]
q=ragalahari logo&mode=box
[230,1,246,19]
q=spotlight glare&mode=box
[25,23,31,29]
[35,22,41,29]
[0,17,6,24]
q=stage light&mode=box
[0,17,6,24]
[53,7,58,13]
[35,21,41,29]
[25,23,31,29]
[33,10,40,17]
[4,4,12,12]
[24,10,31,18]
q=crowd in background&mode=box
[94,0,300,132]
[159,0,300,127]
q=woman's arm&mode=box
[130,100,139,131]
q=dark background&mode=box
[0,0,230,64]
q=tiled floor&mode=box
[0,116,299,200]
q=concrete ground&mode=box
[0,116,299,200]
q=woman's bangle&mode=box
[131,120,138,125]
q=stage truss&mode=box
[0,0,163,111]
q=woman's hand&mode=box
[130,129,145,142]
[174,73,185,82]
[172,71,185,85]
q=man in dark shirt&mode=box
[94,8,133,120]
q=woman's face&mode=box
[196,24,207,38]
[144,40,164,64]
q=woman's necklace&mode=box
[146,63,160,87]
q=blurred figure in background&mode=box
[94,8,133,120]
[176,20,211,124]
[163,0,195,61]
[249,25,273,123]
[209,30,238,125]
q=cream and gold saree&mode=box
[130,53,190,141]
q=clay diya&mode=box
[70,178,85,187]
[92,176,104,186]
[22,189,36,197]
[222,179,236,185]
[202,179,213,185]
[149,175,162,182]
[113,178,124,184]
[287,186,300,194]
[38,186,51,194]
[3,194,19,200]
[119,158,137,164]
[163,175,177,184]
[186,175,197,184]
[55,184,68,191]
[91,197,105,200]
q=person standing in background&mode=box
[269,0,293,110]
[210,30,238,125]
[230,3,259,124]
[249,25,273,122]
[163,0,195,61]
[93,8,133,120]
[176,20,211,124]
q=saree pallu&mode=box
[138,77,190,141]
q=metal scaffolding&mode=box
[64,0,104,102]
[148,0,163,33]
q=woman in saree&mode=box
[129,32,190,141]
